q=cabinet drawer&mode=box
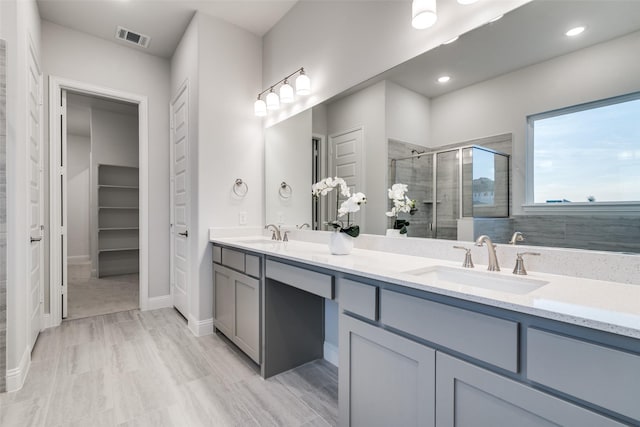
[527,328,640,420]
[338,278,377,321]
[266,260,333,299]
[222,247,245,272]
[245,254,261,278]
[212,245,222,263]
[380,289,518,372]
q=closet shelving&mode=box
[97,164,139,277]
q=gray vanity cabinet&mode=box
[212,246,261,364]
[435,352,625,427]
[339,313,436,427]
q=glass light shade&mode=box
[412,0,437,29]
[296,73,311,95]
[254,98,266,116]
[280,82,294,103]
[266,90,280,110]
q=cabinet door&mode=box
[436,352,625,427]
[213,264,235,338]
[233,273,260,363]
[339,314,435,427]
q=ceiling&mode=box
[37,0,298,58]
[334,0,640,102]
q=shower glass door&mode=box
[434,150,459,240]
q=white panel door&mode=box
[170,82,189,318]
[27,43,44,349]
[329,128,364,226]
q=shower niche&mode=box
[389,136,511,241]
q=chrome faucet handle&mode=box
[513,252,540,275]
[270,231,277,240]
[509,231,525,245]
[283,231,289,242]
[453,246,474,268]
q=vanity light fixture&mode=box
[437,75,451,83]
[412,0,438,29]
[566,26,585,37]
[254,67,310,116]
[266,88,280,110]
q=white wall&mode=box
[171,12,262,326]
[41,20,171,299]
[91,108,139,167]
[265,109,312,228]
[327,81,387,235]
[2,0,41,389]
[429,30,640,214]
[262,0,529,127]
[67,133,91,260]
[386,81,431,148]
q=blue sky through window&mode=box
[533,97,640,203]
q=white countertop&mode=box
[211,235,640,340]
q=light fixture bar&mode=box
[256,67,307,100]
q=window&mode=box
[528,92,640,205]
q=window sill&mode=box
[521,202,640,216]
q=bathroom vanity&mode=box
[211,235,640,426]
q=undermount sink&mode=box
[402,265,548,295]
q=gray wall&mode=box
[0,39,6,393]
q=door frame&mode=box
[48,76,150,327]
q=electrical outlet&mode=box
[277,212,285,224]
[239,211,247,225]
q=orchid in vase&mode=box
[386,183,417,235]
[312,177,367,238]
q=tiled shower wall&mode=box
[0,39,7,393]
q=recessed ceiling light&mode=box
[437,76,451,83]
[488,14,503,23]
[566,26,585,37]
[457,0,478,4]
[443,36,459,45]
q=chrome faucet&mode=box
[297,223,311,230]
[475,235,500,271]
[509,231,524,245]
[265,224,282,241]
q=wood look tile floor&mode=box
[0,308,338,427]
[67,264,139,320]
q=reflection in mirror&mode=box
[264,0,640,252]
[264,109,312,228]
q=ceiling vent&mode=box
[115,26,151,48]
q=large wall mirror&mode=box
[264,0,640,253]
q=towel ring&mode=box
[279,181,292,199]
[233,179,249,197]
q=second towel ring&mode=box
[233,178,249,197]
[279,181,292,199]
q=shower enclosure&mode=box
[389,142,509,240]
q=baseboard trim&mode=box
[6,347,31,392]
[67,255,90,265]
[146,295,173,311]
[324,341,339,367]
[188,315,214,337]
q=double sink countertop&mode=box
[210,235,640,340]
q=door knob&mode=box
[178,231,189,237]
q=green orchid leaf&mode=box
[342,225,360,238]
